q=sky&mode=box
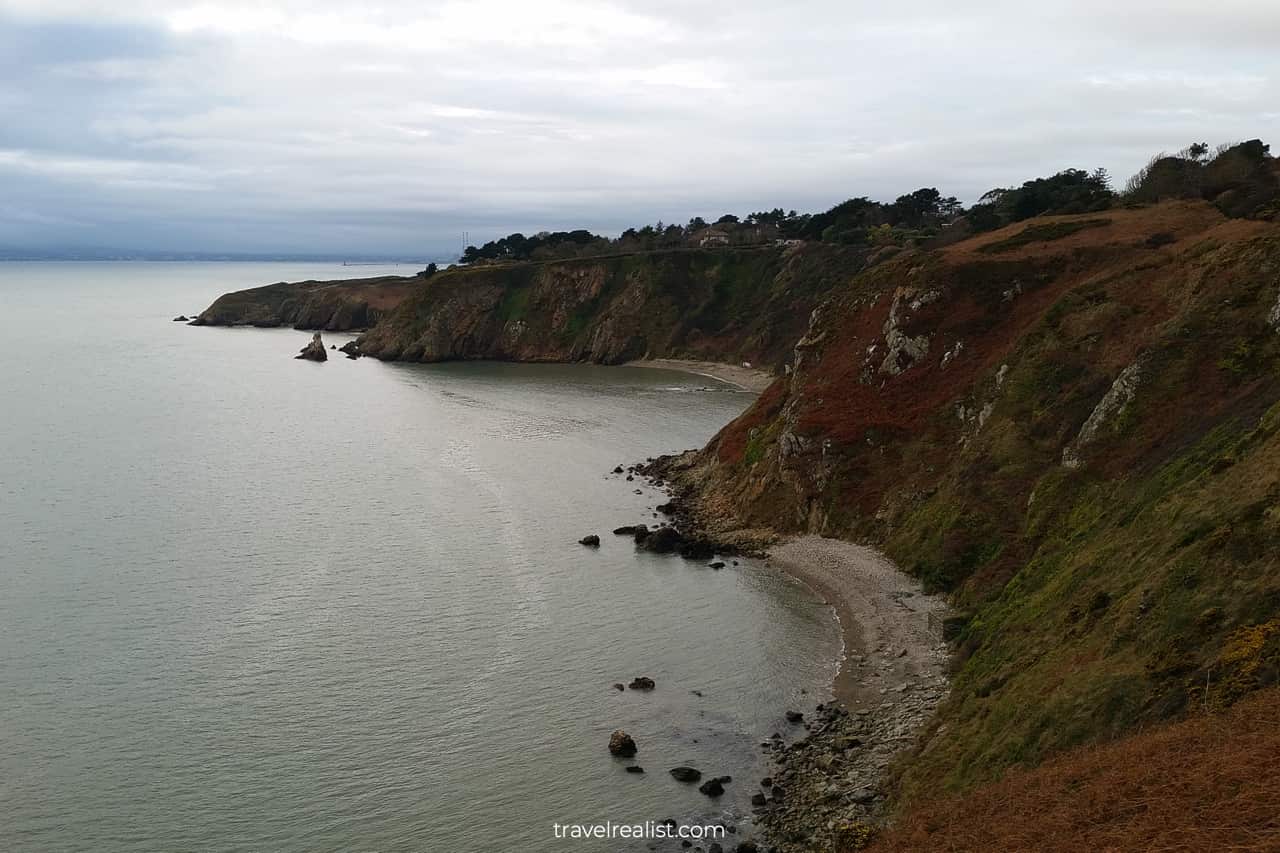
[1,1,1278,257]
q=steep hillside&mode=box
[192,275,418,330]
[658,201,1280,803]
[356,246,872,371]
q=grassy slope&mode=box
[679,201,1280,806]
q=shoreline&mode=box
[766,537,950,710]
[751,537,951,851]
[620,358,776,393]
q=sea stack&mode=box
[296,332,328,361]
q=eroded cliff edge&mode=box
[192,275,419,330]
[355,246,872,371]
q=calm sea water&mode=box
[0,263,839,852]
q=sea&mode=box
[0,262,840,852]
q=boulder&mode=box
[785,710,804,723]
[172,315,189,322]
[624,765,645,774]
[669,766,702,783]
[295,332,328,361]
[578,535,600,547]
[699,778,725,797]
[638,526,683,553]
[613,525,647,536]
[338,340,361,359]
[627,676,656,691]
[709,561,726,569]
[608,730,637,757]
[750,792,767,807]
[612,683,625,691]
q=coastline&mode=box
[620,358,776,393]
[765,537,950,710]
[750,537,951,851]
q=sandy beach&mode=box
[621,358,776,393]
[767,536,950,708]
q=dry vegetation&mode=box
[865,687,1280,852]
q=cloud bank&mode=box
[1,0,1277,255]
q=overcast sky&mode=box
[2,1,1278,256]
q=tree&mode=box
[418,262,438,278]
[715,214,739,224]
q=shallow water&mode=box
[0,262,840,852]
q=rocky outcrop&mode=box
[295,332,327,361]
[192,275,418,330]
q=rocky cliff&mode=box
[655,200,1280,807]
[355,246,873,372]
[192,275,418,330]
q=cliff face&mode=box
[660,201,1280,802]
[356,246,872,371]
[192,275,418,330]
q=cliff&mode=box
[654,200,1280,807]
[355,246,873,372]
[191,275,418,330]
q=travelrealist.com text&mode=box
[552,820,727,841]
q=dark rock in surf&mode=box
[578,534,601,547]
[624,765,645,774]
[628,676,655,691]
[638,526,683,554]
[608,730,637,757]
[669,766,701,783]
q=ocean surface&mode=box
[0,262,840,852]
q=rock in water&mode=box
[172,315,189,322]
[627,676,656,690]
[579,534,601,547]
[295,332,328,361]
[669,766,702,783]
[624,765,645,774]
[699,778,726,797]
[608,730,637,757]
[338,340,361,359]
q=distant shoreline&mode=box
[621,358,775,393]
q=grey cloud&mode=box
[0,1,1277,255]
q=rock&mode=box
[295,332,328,361]
[612,465,625,474]
[770,785,785,801]
[608,730,637,757]
[709,844,724,853]
[669,766,702,783]
[626,474,634,481]
[678,539,716,560]
[708,561,726,569]
[625,765,645,774]
[172,315,189,322]
[578,534,600,547]
[338,340,361,359]
[612,683,624,691]
[613,525,647,536]
[329,344,336,349]
[638,526,683,553]
[760,777,773,787]
[698,778,725,797]
[750,792,767,807]
[628,676,656,690]
[785,710,804,723]
[735,842,758,853]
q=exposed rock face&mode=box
[354,245,875,372]
[608,730,637,757]
[193,276,418,330]
[1061,359,1143,469]
[295,332,327,361]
